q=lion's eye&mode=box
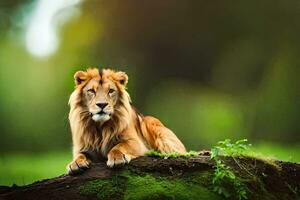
[108,89,115,95]
[87,89,95,95]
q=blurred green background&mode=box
[0,0,299,186]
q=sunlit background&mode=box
[0,0,299,186]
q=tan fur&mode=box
[67,68,186,173]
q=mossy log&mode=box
[0,155,299,200]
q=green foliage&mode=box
[211,139,251,159]
[146,150,199,158]
[210,139,250,200]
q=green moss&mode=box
[124,173,222,200]
[146,150,199,158]
[79,175,126,200]
[80,171,222,200]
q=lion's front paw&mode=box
[67,154,90,175]
[107,149,131,168]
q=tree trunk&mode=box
[0,155,299,200]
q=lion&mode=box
[67,68,186,174]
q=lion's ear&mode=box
[74,71,87,85]
[115,71,128,86]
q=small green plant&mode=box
[211,139,251,200]
[211,139,251,158]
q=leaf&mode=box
[211,147,220,159]
[235,139,248,144]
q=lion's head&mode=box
[71,68,130,124]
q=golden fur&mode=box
[67,68,186,174]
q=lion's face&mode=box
[84,77,119,122]
[73,68,128,124]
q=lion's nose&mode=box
[96,102,108,109]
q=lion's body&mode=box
[67,68,186,173]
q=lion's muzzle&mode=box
[91,111,111,122]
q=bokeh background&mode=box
[0,0,299,185]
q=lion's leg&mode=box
[141,116,186,153]
[107,139,148,167]
[66,152,90,175]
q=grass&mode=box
[0,151,71,186]
[0,143,299,186]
